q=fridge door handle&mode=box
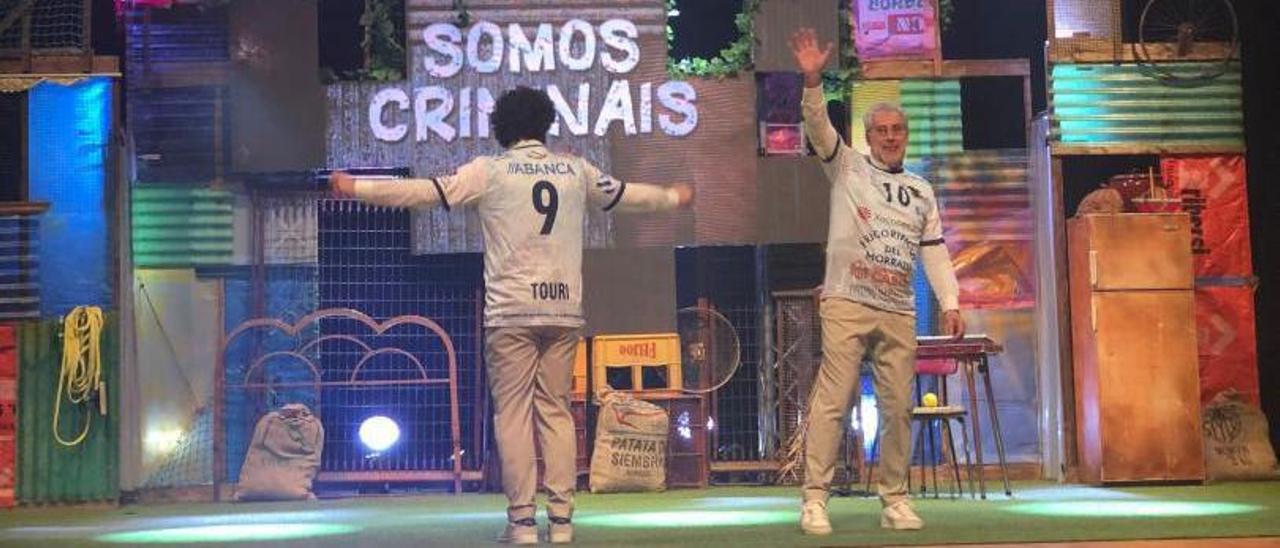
[1091,296,1097,332]
[1089,250,1098,288]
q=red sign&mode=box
[1195,285,1259,405]
[1161,155,1252,277]
[0,325,15,508]
[888,14,926,35]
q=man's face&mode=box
[866,110,908,170]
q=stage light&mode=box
[853,393,878,452]
[144,427,185,457]
[1005,500,1262,518]
[676,410,692,440]
[693,496,793,508]
[359,415,401,452]
[576,510,793,528]
[96,523,359,544]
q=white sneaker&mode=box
[800,500,832,535]
[548,516,573,544]
[881,500,923,530]
[498,518,539,545]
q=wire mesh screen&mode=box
[0,0,20,50]
[1051,0,1121,39]
[29,0,85,49]
[317,199,485,478]
[221,264,322,484]
[0,0,87,51]
[773,291,821,474]
[772,290,863,486]
[1049,0,1123,59]
[710,304,762,462]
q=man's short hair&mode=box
[492,86,556,148]
[862,102,909,132]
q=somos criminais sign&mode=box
[367,19,698,143]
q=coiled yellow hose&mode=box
[53,306,105,447]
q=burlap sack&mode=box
[1202,390,1279,481]
[1076,188,1125,215]
[589,389,668,493]
[235,403,325,501]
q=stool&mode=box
[864,358,975,499]
[909,402,974,499]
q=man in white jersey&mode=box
[788,28,964,534]
[331,87,692,545]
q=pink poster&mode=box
[853,0,939,61]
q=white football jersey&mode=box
[353,140,679,327]
[819,151,944,314]
[802,87,956,315]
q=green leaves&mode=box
[325,0,405,83]
[666,0,761,79]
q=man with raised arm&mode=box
[788,28,964,534]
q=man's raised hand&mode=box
[789,27,833,87]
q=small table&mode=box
[917,334,1011,498]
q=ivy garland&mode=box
[666,0,953,81]
[361,0,407,81]
[323,0,406,82]
[665,0,762,79]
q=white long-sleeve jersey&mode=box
[353,140,680,327]
[802,86,960,315]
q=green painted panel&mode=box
[131,185,235,268]
[1050,63,1243,148]
[16,316,119,504]
[900,79,964,158]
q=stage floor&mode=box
[1,481,1278,547]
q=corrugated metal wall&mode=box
[1050,63,1244,148]
[899,80,964,157]
[16,317,120,504]
[914,150,1036,309]
[919,150,1033,243]
[131,185,235,268]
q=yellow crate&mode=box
[591,333,682,395]
[572,338,588,398]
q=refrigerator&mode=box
[1067,213,1204,484]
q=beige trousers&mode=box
[803,297,917,506]
[485,326,580,522]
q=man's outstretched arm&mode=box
[330,160,486,210]
[584,160,693,213]
[789,27,841,163]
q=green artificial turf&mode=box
[1,481,1278,547]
